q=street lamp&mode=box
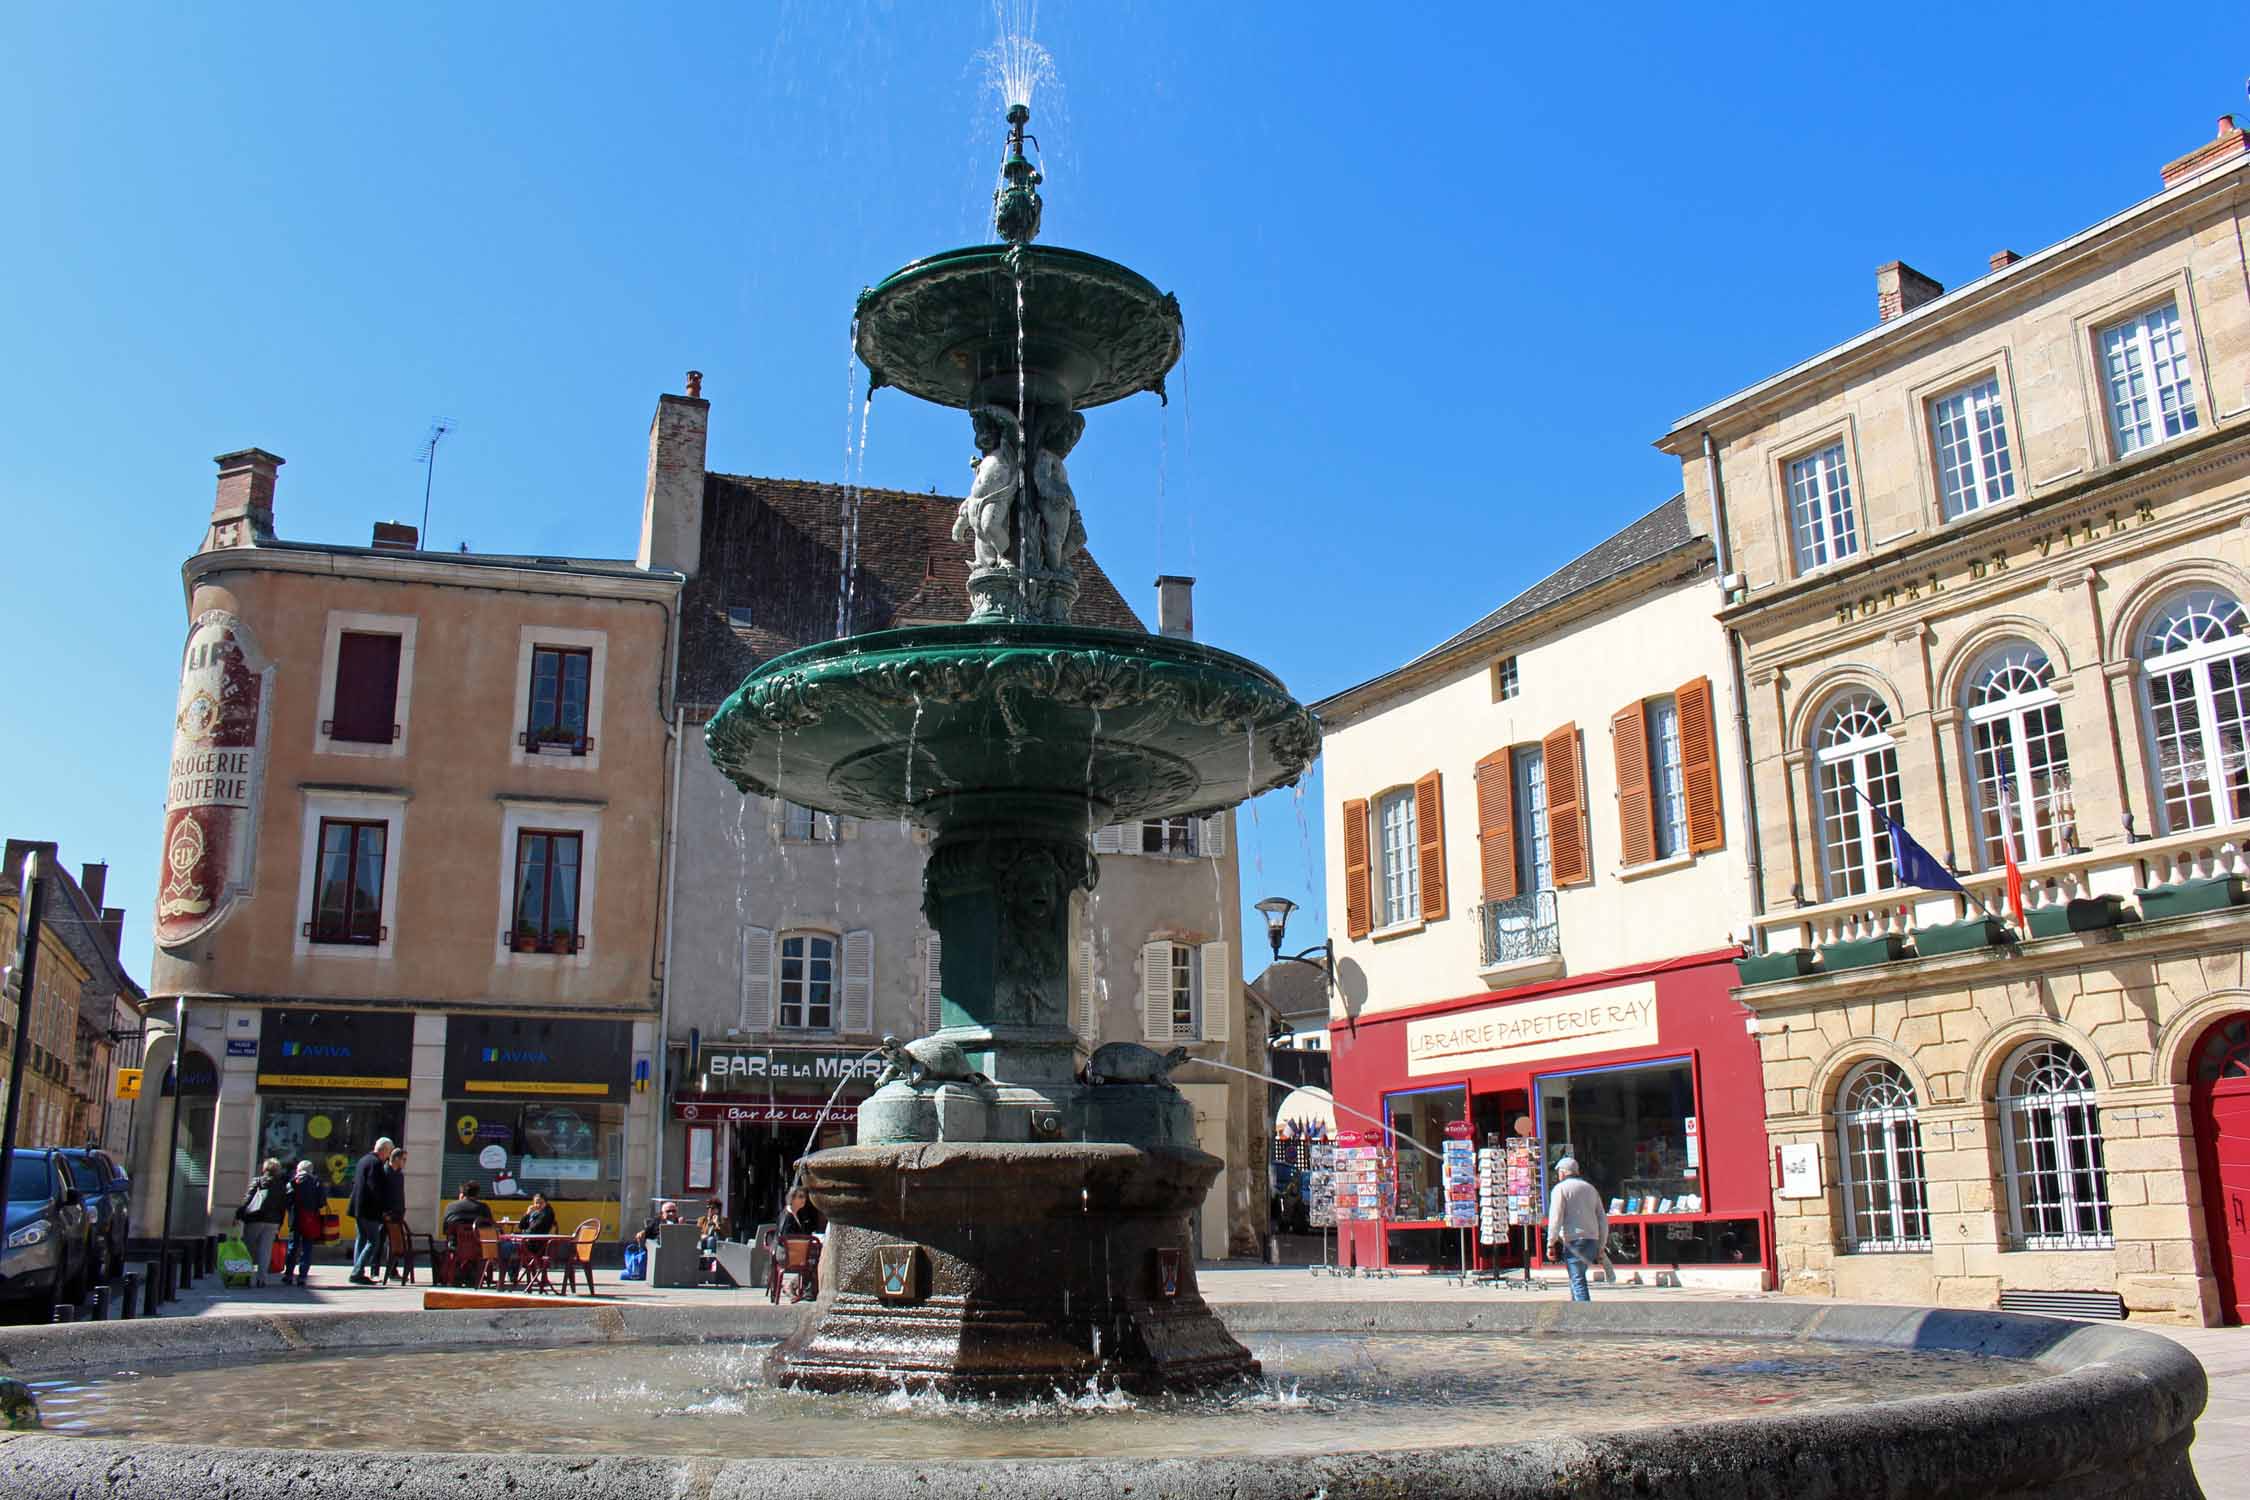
[1254,895,1335,998]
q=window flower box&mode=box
[2024,895,2131,939]
[1735,949,1820,986]
[1819,933,1909,972]
[2134,875,2247,922]
[1912,917,2010,957]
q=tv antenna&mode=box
[416,418,456,541]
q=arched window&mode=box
[1836,1060,1931,1252]
[2138,588,2250,833]
[1814,694,1903,899]
[1998,1040,2113,1249]
[1963,642,2074,868]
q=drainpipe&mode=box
[652,701,685,1204]
[1703,432,1769,951]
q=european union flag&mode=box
[1884,814,1967,897]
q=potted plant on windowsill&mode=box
[512,923,543,954]
[529,725,584,756]
[547,930,575,956]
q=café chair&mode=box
[382,1220,417,1284]
[555,1220,601,1295]
[769,1235,820,1304]
[447,1224,487,1288]
[475,1224,503,1287]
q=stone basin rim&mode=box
[0,1301,2205,1499]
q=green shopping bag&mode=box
[218,1236,257,1288]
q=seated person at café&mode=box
[442,1181,497,1233]
[518,1192,558,1237]
[779,1185,822,1240]
[637,1199,683,1246]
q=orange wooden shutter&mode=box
[1545,722,1590,886]
[1414,771,1447,922]
[1679,675,1725,854]
[1611,699,1655,867]
[1474,749,1517,902]
[1342,798,1373,939]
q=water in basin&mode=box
[28,1332,2036,1461]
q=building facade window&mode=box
[1787,443,1860,572]
[1814,694,1903,899]
[510,831,583,954]
[1930,376,2016,520]
[2100,301,2199,458]
[783,801,837,842]
[777,932,837,1032]
[1140,817,1198,856]
[1998,1040,2113,1250]
[1138,938,1228,1044]
[2139,588,2250,833]
[525,645,593,754]
[1377,788,1419,927]
[1491,656,1519,701]
[1648,695,1687,859]
[310,819,387,945]
[1514,746,1551,891]
[1166,942,1201,1038]
[1964,643,2073,866]
[1835,1060,1931,1252]
[328,632,402,744]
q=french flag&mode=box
[1996,777,2029,932]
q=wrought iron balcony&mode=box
[1479,889,1561,967]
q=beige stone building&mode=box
[133,451,680,1246]
[1656,116,2250,1321]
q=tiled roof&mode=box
[1420,494,1697,659]
[678,473,1146,710]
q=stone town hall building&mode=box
[1659,114,2250,1322]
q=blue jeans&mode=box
[351,1221,384,1280]
[1556,1236,1599,1301]
[284,1221,316,1282]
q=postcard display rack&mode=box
[1477,1136,1542,1285]
[1328,1131,1394,1272]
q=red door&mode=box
[2191,1016,2250,1324]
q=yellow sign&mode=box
[256,1072,409,1092]
[307,1115,332,1141]
[115,1068,143,1100]
[455,1114,479,1146]
[463,1080,609,1096]
[1405,980,1661,1077]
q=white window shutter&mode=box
[1201,814,1226,858]
[1199,940,1231,1043]
[923,932,944,1034]
[1093,823,1125,855]
[841,929,875,1034]
[1076,938,1099,1047]
[739,926,774,1030]
[1141,938,1174,1042]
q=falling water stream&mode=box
[1178,1057,1442,1162]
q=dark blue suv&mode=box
[56,1149,129,1282]
[1,1149,92,1318]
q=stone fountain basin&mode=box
[855,243,1182,410]
[704,622,1320,829]
[0,1301,2204,1499]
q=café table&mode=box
[498,1231,575,1294]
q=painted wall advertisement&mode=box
[1404,980,1660,1077]
[157,611,271,950]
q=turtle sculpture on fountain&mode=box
[705,99,1318,1395]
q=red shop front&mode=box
[1328,948,1772,1286]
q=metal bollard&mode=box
[87,1283,108,1321]
[145,1264,165,1315]
[120,1272,141,1319]
[50,1302,75,1324]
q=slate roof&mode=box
[678,473,1147,711]
[1419,494,1696,660]
[1,840,145,1028]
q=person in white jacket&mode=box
[1545,1157,1609,1302]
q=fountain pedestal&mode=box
[768,1142,1254,1393]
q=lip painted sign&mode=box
[156,611,271,950]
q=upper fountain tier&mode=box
[853,103,1182,413]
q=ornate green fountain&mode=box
[706,103,1319,1394]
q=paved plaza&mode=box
[84,1258,2245,1495]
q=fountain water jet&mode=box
[704,101,1317,1395]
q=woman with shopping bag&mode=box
[234,1158,290,1289]
[283,1160,328,1287]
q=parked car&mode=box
[56,1149,129,1281]
[0,1149,92,1317]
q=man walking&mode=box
[1544,1156,1608,1303]
[347,1137,395,1285]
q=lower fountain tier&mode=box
[768,1141,1257,1395]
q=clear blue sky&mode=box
[4,4,2245,985]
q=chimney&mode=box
[1989,249,2021,272]
[371,521,419,551]
[2161,113,2249,189]
[637,373,710,577]
[203,449,283,551]
[1876,262,1945,323]
[79,862,107,910]
[98,907,124,957]
[1155,575,1196,640]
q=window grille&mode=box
[1836,1061,1931,1251]
[1999,1041,2113,1250]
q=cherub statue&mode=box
[1034,410,1087,571]
[953,409,1020,569]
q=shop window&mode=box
[2137,588,2250,833]
[778,932,837,1032]
[524,645,593,755]
[1999,1040,2114,1250]
[1813,693,1903,899]
[257,1096,405,1202]
[327,632,402,744]
[439,1098,625,1221]
[310,819,387,945]
[1384,1084,1466,1222]
[510,831,583,954]
[1835,1060,1931,1252]
[1963,642,2074,866]
[1536,1060,1697,1214]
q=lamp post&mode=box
[1252,897,1335,1044]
